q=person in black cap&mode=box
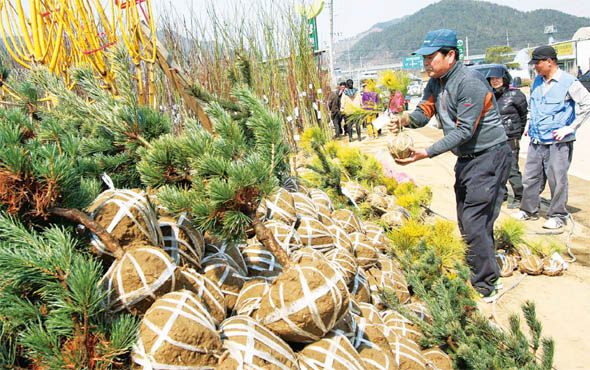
[387,28,511,302]
[512,45,590,229]
[487,68,528,209]
[328,81,346,138]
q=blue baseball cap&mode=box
[413,29,458,56]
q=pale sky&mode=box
[153,0,590,45]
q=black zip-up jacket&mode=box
[409,62,507,158]
[494,87,528,140]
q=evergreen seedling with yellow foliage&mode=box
[424,220,467,273]
[394,182,432,219]
[526,238,563,258]
[494,218,526,250]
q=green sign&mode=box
[308,17,318,51]
[402,55,423,69]
[457,39,465,61]
[297,1,324,51]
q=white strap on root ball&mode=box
[296,216,335,253]
[132,290,222,369]
[88,188,162,258]
[316,202,336,227]
[293,192,319,219]
[364,222,390,253]
[241,242,283,279]
[219,315,299,370]
[159,214,204,269]
[233,279,270,317]
[264,220,303,256]
[325,248,358,285]
[261,188,298,225]
[350,317,398,370]
[103,244,176,314]
[297,332,365,370]
[381,310,424,343]
[388,333,427,370]
[176,267,227,326]
[422,347,453,370]
[331,209,364,234]
[350,232,379,270]
[202,253,247,311]
[309,188,334,211]
[387,133,414,160]
[349,269,372,304]
[327,224,354,253]
[255,260,350,343]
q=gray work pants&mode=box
[520,141,573,219]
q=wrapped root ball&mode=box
[332,209,364,234]
[543,257,566,276]
[261,187,298,225]
[422,347,453,370]
[366,268,410,308]
[233,279,270,317]
[297,216,335,253]
[373,185,388,195]
[132,290,222,369]
[388,333,427,370]
[176,268,226,325]
[219,315,299,370]
[293,192,319,219]
[325,248,358,285]
[358,302,385,326]
[405,302,433,324]
[381,210,407,228]
[351,318,397,370]
[350,232,379,270]
[202,254,246,311]
[283,176,310,196]
[366,192,388,214]
[365,223,389,253]
[158,215,204,269]
[88,188,162,258]
[204,239,248,277]
[519,255,544,275]
[256,260,349,343]
[327,224,354,253]
[104,244,176,314]
[291,247,327,265]
[264,220,303,256]
[316,202,336,227]
[377,255,404,277]
[342,182,368,203]
[349,269,372,304]
[387,133,413,160]
[382,310,424,343]
[297,332,365,370]
[309,188,333,211]
[242,242,283,279]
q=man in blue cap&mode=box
[387,29,511,302]
[512,45,590,229]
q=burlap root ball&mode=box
[405,302,433,324]
[543,257,566,276]
[104,243,176,314]
[387,133,413,160]
[327,224,354,253]
[316,202,336,227]
[366,192,388,214]
[366,268,411,309]
[496,251,518,277]
[381,310,424,343]
[358,302,385,326]
[158,215,204,269]
[325,248,358,285]
[309,188,334,211]
[519,255,544,275]
[350,232,379,270]
[297,332,365,370]
[515,243,533,258]
[87,188,162,258]
[233,279,270,317]
[389,333,427,370]
[349,269,372,304]
[176,267,226,325]
[342,182,368,204]
[202,253,246,312]
[132,290,222,369]
[204,239,248,276]
[292,192,319,219]
[241,242,283,279]
[264,219,303,256]
[260,187,298,225]
[332,209,364,234]
[296,216,335,253]
[381,210,407,228]
[364,222,390,253]
[255,260,350,343]
[422,347,453,370]
[218,315,299,370]
[351,317,398,370]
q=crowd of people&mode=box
[328,28,590,303]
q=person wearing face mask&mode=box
[386,29,511,302]
[487,69,528,209]
[512,46,590,229]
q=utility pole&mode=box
[506,31,509,47]
[327,0,335,86]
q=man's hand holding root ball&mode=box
[394,147,429,165]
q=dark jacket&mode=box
[410,62,507,158]
[327,90,342,118]
[494,87,528,139]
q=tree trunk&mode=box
[49,207,124,259]
[251,214,291,269]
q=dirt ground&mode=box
[343,126,590,369]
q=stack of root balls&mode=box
[89,183,452,369]
[496,243,567,277]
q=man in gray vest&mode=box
[512,46,590,229]
[388,29,511,302]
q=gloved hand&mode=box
[552,126,575,141]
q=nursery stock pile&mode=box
[0,54,558,370]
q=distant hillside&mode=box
[340,0,590,67]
